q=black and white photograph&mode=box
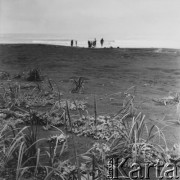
[0,0,180,179]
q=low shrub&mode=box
[26,68,42,82]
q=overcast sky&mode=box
[0,0,180,41]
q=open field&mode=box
[0,44,180,179]
[1,44,180,144]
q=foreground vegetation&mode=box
[0,69,180,180]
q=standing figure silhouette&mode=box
[71,40,73,47]
[100,38,104,47]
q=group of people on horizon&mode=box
[88,39,96,48]
[70,38,104,48]
[71,40,77,47]
[88,38,104,48]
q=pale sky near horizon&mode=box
[0,0,180,41]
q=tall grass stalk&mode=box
[16,142,25,180]
[94,95,97,136]
[66,101,81,180]
[92,154,95,180]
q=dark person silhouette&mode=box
[93,38,96,48]
[88,41,92,48]
[71,40,73,47]
[75,41,77,47]
[100,38,104,47]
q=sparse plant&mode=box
[27,68,42,81]
[71,77,85,93]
